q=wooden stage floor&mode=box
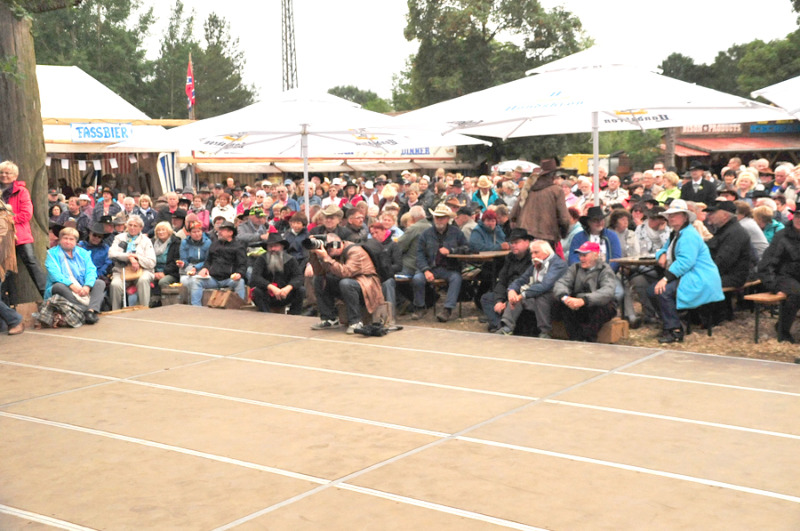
[2,305,799,530]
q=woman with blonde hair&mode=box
[735,171,758,206]
[151,221,181,295]
[655,172,682,205]
[135,194,157,236]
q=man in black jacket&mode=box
[250,232,303,314]
[479,228,533,332]
[194,221,247,302]
[680,161,717,205]
[705,200,752,289]
[758,209,800,343]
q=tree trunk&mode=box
[0,4,49,303]
[664,127,677,170]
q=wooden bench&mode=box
[743,292,787,343]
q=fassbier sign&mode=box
[70,123,133,143]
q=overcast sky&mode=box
[146,0,799,101]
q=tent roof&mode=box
[37,65,151,120]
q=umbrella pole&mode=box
[592,111,600,206]
[301,126,310,220]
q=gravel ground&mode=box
[395,301,800,364]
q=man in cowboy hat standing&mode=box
[411,203,470,322]
[250,232,303,314]
[509,159,571,250]
[553,241,618,342]
[680,161,717,205]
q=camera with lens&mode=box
[301,236,326,250]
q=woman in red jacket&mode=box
[0,161,47,302]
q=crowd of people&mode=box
[1,155,798,343]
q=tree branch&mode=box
[17,0,82,14]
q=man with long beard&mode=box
[250,232,303,314]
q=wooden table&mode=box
[449,250,511,290]
[610,256,658,268]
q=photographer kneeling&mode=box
[307,233,385,334]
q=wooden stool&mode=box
[160,285,182,306]
[743,292,787,343]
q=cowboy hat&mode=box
[320,204,343,217]
[261,231,289,249]
[507,228,534,242]
[538,158,562,176]
[578,206,606,225]
[476,175,493,189]
[430,203,456,218]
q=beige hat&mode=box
[429,203,456,218]
[476,175,493,189]
[320,204,343,217]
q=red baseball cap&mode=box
[576,241,601,254]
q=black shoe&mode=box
[84,311,99,325]
[642,315,659,326]
[776,322,796,343]
[658,328,684,344]
[436,308,452,322]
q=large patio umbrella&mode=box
[398,47,794,203]
[110,89,488,218]
[751,75,800,117]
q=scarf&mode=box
[153,237,170,258]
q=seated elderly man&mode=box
[553,242,618,342]
[250,232,303,314]
[629,206,670,324]
[308,233,385,334]
[649,201,724,344]
[705,200,753,290]
[412,203,470,322]
[194,221,247,302]
[45,227,105,323]
[496,239,568,338]
[108,214,156,310]
[758,207,800,343]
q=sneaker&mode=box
[494,326,513,335]
[538,332,552,339]
[311,318,339,330]
[410,306,426,320]
[436,308,452,322]
[346,321,364,335]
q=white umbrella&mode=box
[398,47,794,203]
[110,89,487,218]
[751,75,800,117]
[491,160,540,173]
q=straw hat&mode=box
[430,203,456,218]
[476,175,493,189]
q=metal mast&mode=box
[281,0,298,90]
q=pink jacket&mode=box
[5,180,34,245]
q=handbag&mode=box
[123,264,143,282]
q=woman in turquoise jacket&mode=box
[44,227,104,323]
[650,200,723,343]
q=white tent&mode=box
[37,65,165,154]
[752,75,800,117]
[115,89,487,217]
[398,47,794,202]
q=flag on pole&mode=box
[185,57,196,109]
